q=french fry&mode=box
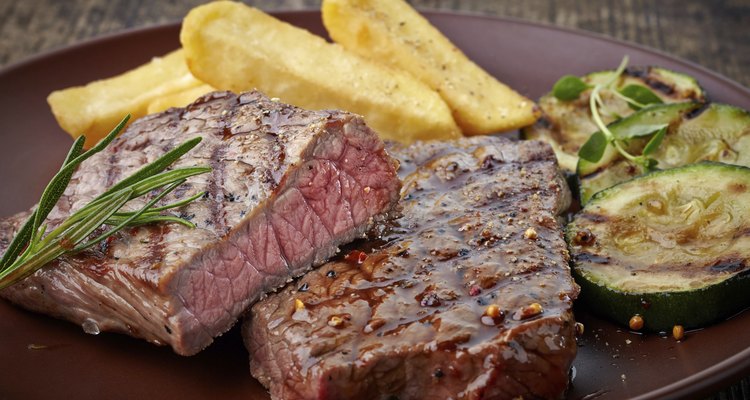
[180,1,461,143]
[322,0,539,135]
[47,49,205,147]
[146,84,216,114]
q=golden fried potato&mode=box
[180,1,461,143]
[146,84,216,114]
[322,0,539,135]
[48,49,205,147]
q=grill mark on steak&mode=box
[208,143,229,235]
[105,153,119,188]
[143,224,169,271]
[0,91,401,356]
[244,137,579,400]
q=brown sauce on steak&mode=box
[245,137,579,400]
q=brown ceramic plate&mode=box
[1,11,749,400]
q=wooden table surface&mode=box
[1,1,748,399]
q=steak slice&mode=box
[244,137,579,400]
[0,91,401,356]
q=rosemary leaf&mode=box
[0,117,210,290]
[112,191,206,216]
[105,137,202,194]
[0,189,132,289]
[74,179,185,252]
[0,117,129,271]
[128,167,210,199]
[106,214,196,229]
[32,135,86,230]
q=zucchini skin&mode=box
[568,163,750,331]
[577,102,750,204]
[572,261,750,332]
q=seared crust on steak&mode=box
[244,137,578,400]
[0,91,401,356]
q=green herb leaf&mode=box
[613,123,669,139]
[642,126,667,156]
[73,179,184,252]
[619,85,663,110]
[0,118,211,290]
[553,75,590,101]
[578,130,609,163]
[105,136,202,195]
[0,117,131,271]
[113,191,206,216]
[106,214,196,229]
[637,157,659,171]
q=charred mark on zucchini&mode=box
[568,163,750,331]
[645,79,676,96]
[573,252,610,265]
[728,182,747,193]
[624,66,681,96]
[684,102,711,120]
[709,258,746,273]
[576,212,609,223]
[536,114,555,130]
[624,66,650,79]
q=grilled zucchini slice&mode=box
[523,67,705,172]
[578,103,750,203]
[568,163,750,331]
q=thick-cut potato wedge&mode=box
[48,49,205,146]
[322,0,539,135]
[146,84,216,114]
[180,1,460,143]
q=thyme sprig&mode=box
[0,116,210,290]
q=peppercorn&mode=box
[629,315,644,331]
[485,304,501,318]
[575,322,585,336]
[673,325,685,341]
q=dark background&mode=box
[1,0,748,88]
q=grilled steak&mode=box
[244,137,579,400]
[0,91,401,356]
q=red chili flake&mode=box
[345,250,368,265]
[469,285,482,296]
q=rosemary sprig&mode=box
[0,116,210,290]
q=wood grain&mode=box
[0,1,748,399]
